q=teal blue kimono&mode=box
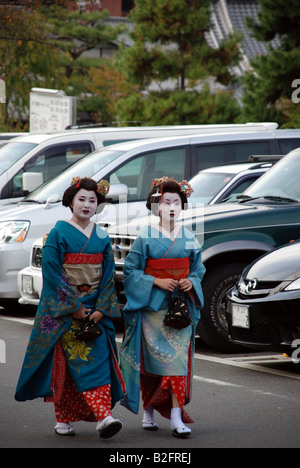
[120,225,206,415]
[15,220,125,409]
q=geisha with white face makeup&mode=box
[158,191,183,231]
[16,177,125,440]
[120,176,206,440]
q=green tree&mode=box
[241,0,300,126]
[116,0,242,125]
[46,6,127,122]
[0,1,127,129]
[0,1,71,130]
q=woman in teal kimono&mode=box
[15,177,126,440]
[120,177,205,438]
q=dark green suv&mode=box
[109,148,300,352]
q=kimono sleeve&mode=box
[123,236,156,311]
[95,234,121,319]
[41,227,83,318]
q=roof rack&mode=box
[245,122,278,130]
[65,121,148,130]
[65,122,279,131]
[248,155,283,163]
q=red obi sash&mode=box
[64,253,104,265]
[145,257,190,280]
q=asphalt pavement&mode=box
[1,311,300,451]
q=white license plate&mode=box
[22,275,33,294]
[232,305,250,329]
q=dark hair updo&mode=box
[62,177,106,212]
[146,180,188,216]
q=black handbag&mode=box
[163,291,192,330]
[74,316,103,342]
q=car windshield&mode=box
[23,148,125,203]
[0,142,37,176]
[243,150,300,202]
[189,172,235,205]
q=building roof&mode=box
[206,0,280,75]
[111,0,280,76]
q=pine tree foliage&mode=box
[116,0,242,125]
[241,0,300,126]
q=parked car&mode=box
[1,128,300,303]
[93,147,300,352]
[226,240,300,354]
[18,158,276,306]
[0,133,26,148]
[0,123,239,204]
[189,158,280,205]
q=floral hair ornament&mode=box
[151,176,194,198]
[97,179,110,196]
[151,177,175,197]
[70,177,110,196]
[179,180,194,198]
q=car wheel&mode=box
[197,262,248,353]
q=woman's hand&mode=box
[178,279,193,292]
[90,310,104,323]
[73,307,90,320]
[154,278,178,292]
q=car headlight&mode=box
[0,221,30,244]
[285,278,300,291]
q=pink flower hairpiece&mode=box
[71,177,110,196]
[151,176,194,198]
[179,180,194,198]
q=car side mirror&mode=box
[106,183,129,203]
[23,172,44,194]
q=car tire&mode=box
[197,262,248,353]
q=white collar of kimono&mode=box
[150,223,182,241]
[65,220,94,238]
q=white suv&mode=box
[1,124,238,204]
[1,127,300,303]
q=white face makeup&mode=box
[70,189,98,227]
[158,192,182,227]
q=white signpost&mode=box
[30,88,77,133]
[0,339,6,364]
[0,79,5,104]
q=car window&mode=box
[222,176,261,203]
[245,150,300,202]
[103,139,135,147]
[6,141,93,198]
[22,148,125,203]
[196,141,271,171]
[108,147,185,201]
[189,172,234,205]
[277,138,300,154]
[0,142,37,176]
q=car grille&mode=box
[110,235,136,265]
[230,316,272,345]
[238,280,282,299]
[31,246,43,268]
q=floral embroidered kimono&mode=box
[120,224,205,421]
[15,220,125,422]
